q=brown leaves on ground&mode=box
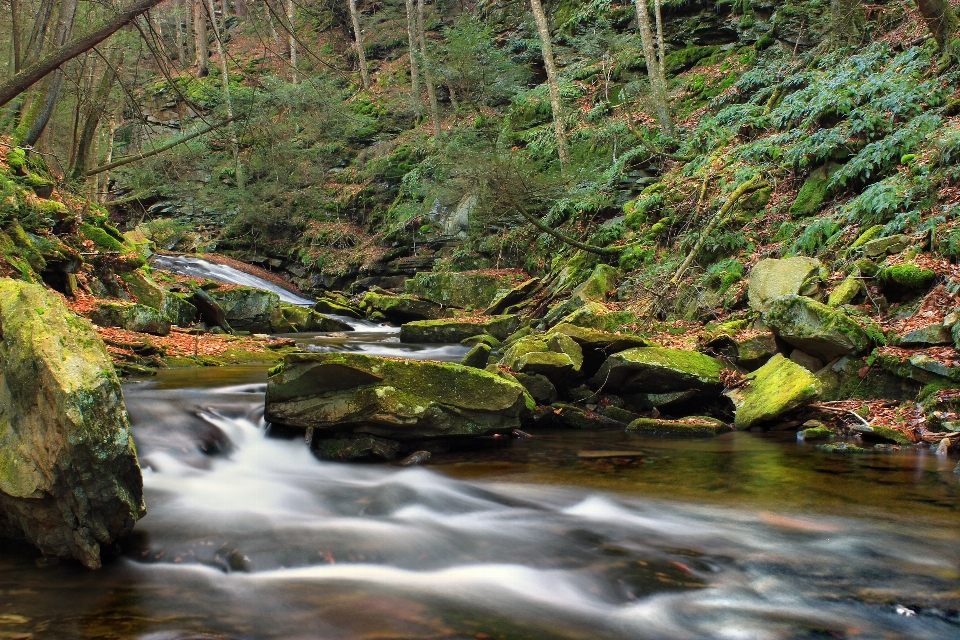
[94,325,279,361]
[811,399,923,442]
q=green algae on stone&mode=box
[542,264,619,326]
[627,416,731,437]
[878,263,936,291]
[461,342,492,368]
[727,354,821,430]
[313,298,363,319]
[590,346,725,393]
[827,273,863,307]
[278,303,353,332]
[265,352,532,439]
[762,294,871,360]
[860,425,912,445]
[788,164,837,218]
[461,334,501,348]
[399,315,519,343]
[0,278,144,568]
[798,425,834,441]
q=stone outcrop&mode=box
[359,291,446,322]
[762,294,870,360]
[399,315,519,343]
[0,280,145,568]
[264,353,534,442]
[404,271,522,309]
[590,346,725,393]
[544,265,620,326]
[89,302,172,336]
[748,257,821,312]
[726,354,821,429]
[498,334,583,381]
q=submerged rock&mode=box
[0,280,145,568]
[265,352,533,440]
[727,354,821,430]
[762,294,870,360]
[399,315,519,343]
[89,302,172,336]
[627,416,731,437]
[748,257,821,312]
[312,436,400,462]
[589,347,725,393]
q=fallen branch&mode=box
[513,201,621,256]
[84,119,233,176]
[811,402,873,428]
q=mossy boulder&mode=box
[860,234,908,257]
[556,302,640,333]
[160,292,198,327]
[0,279,145,568]
[878,263,936,295]
[727,354,821,430]
[404,271,522,309]
[627,416,732,437]
[788,163,838,218]
[461,343,492,368]
[899,323,952,347]
[498,334,582,380]
[89,302,172,336]
[264,352,533,440]
[120,270,166,310]
[747,257,821,312]
[543,265,619,326]
[399,315,519,343]
[546,322,652,352]
[277,303,353,333]
[483,277,541,315]
[313,298,363,319]
[858,425,912,445]
[827,273,863,307]
[762,294,870,360]
[798,425,834,441]
[589,347,725,393]
[359,292,445,322]
[205,286,280,333]
[513,372,558,404]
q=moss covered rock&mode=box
[827,273,863,307]
[498,334,582,379]
[627,416,731,437]
[404,271,521,309]
[277,303,353,333]
[206,286,281,333]
[543,265,620,326]
[0,279,145,568]
[878,263,936,292]
[265,352,532,440]
[589,346,725,393]
[556,302,640,333]
[461,342,492,368]
[359,291,445,322]
[399,315,519,343]
[762,294,870,360]
[747,257,821,312]
[546,322,652,352]
[727,354,821,430]
[313,298,363,319]
[89,302,172,336]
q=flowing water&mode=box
[2,263,959,639]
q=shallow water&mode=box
[2,365,958,640]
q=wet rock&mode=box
[399,315,519,343]
[0,280,145,568]
[898,323,952,347]
[816,443,874,454]
[359,292,445,322]
[627,416,732,437]
[798,422,834,441]
[190,287,232,332]
[312,436,400,461]
[589,347,725,394]
[399,450,432,466]
[265,352,533,441]
[762,295,870,360]
[747,257,821,312]
[205,286,280,333]
[313,298,363,319]
[405,271,521,309]
[727,354,821,430]
[513,372,558,404]
[89,302,172,336]
[544,403,625,429]
[461,343,491,369]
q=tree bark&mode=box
[264,0,283,54]
[184,0,195,64]
[417,0,440,136]
[529,0,568,167]
[633,0,674,136]
[203,0,243,187]
[20,0,78,146]
[348,0,371,89]
[194,0,209,76]
[0,0,169,109]
[286,0,297,82]
[916,0,960,53]
[404,0,422,117]
[10,0,22,75]
[71,52,122,178]
[21,0,55,69]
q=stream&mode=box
[1,258,958,639]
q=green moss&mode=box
[849,225,885,250]
[816,443,872,454]
[789,164,837,218]
[731,354,821,429]
[879,263,936,290]
[627,416,730,437]
[79,223,127,252]
[5,147,26,172]
[866,425,912,445]
[798,426,834,440]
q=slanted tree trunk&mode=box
[20,0,55,69]
[632,0,674,136]
[916,0,960,56]
[348,0,371,89]
[10,0,22,75]
[203,0,243,187]
[71,52,122,179]
[286,0,297,82]
[404,0,422,117]
[417,0,440,136]
[529,0,568,167]
[194,0,209,76]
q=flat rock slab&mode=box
[546,322,653,352]
[627,416,732,437]
[265,352,533,440]
[748,257,820,312]
[590,347,725,393]
[399,315,519,343]
[577,450,646,458]
[727,354,821,430]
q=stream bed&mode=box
[1,363,958,639]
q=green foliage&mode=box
[79,223,127,253]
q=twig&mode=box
[811,402,873,428]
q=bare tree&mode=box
[529,0,568,166]
[10,0,22,75]
[20,0,78,146]
[71,52,122,178]
[203,0,243,187]
[404,0,422,117]
[416,0,440,136]
[194,0,209,76]
[286,0,296,82]
[184,0,195,64]
[632,0,674,136]
[348,0,371,89]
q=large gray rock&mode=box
[762,294,870,360]
[89,302,172,336]
[589,347,725,393]
[206,286,281,333]
[748,257,820,312]
[265,352,534,440]
[0,279,145,568]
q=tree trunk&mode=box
[86,118,232,176]
[417,0,440,136]
[348,0,371,89]
[19,0,78,146]
[654,0,665,75]
[264,0,283,54]
[916,0,960,53]
[21,0,54,69]
[286,0,297,83]
[185,0,195,64]
[10,0,21,75]
[235,0,247,18]
[72,52,122,179]
[175,0,187,67]
[203,0,243,188]
[404,0,422,117]
[632,0,674,136]
[194,0,209,76]
[529,0,568,167]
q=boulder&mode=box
[206,286,281,333]
[277,303,353,333]
[483,278,541,315]
[827,273,862,307]
[556,302,641,333]
[898,323,952,347]
[359,292,446,322]
[160,292,198,327]
[627,416,732,437]
[726,354,821,430]
[541,403,625,429]
[89,302,172,336]
[311,436,400,462]
[264,352,533,440]
[404,271,522,309]
[191,287,232,332]
[544,265,620,326]
[498,335,582,380]
[0,280,145,568]
[546,322,652,352]
[120,270,166,310]
[513,372,558,404]
[735,332,779,370]
[461,334,501,348]
[589,347,725,393]
[461,343,491,368]
[789,349,823,372]
[313,298,363,319]
[762,295,871,360]
[860,234,908,257]
[747,257,821,312]
[399,315,519,343]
